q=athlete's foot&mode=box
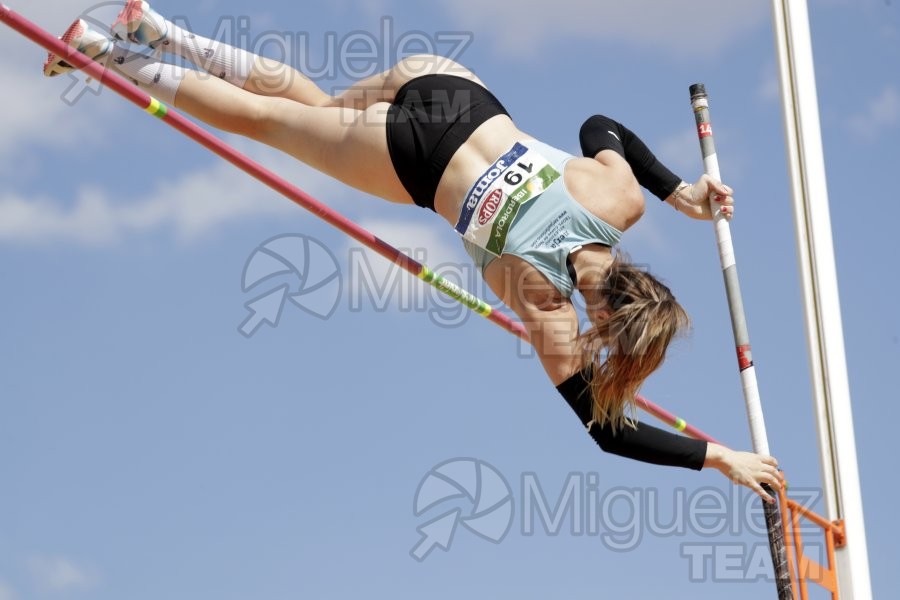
[111,0,169,48]
[43,18,113,77]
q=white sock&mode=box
[109,44,183,105]
[156,20,256,89]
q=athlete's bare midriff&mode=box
[432,115,644,234]
[431,115,523,221]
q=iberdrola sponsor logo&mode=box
[485,164,562,256]
[477,189,504,226]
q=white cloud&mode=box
[434,0,769,59]
[0,1,127,171]
[0,580,17,600]
[847,85,900,141]
[27,556,93,593]
[0,62,81,164]
[0,137,353,246]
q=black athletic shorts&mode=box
[385,74,510,211]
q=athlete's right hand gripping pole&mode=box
[689,84,793,600]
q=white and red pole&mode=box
[690,83,793,600]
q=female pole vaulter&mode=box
[44,1,782,501]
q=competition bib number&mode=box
[455,143,561,256]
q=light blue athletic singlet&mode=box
[460,139,623,298]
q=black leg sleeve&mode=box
[556,369,708,471]
[579,114,683,202]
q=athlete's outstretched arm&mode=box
[579,115,734,220]
[556,369,782,502]
[507,304,726,480]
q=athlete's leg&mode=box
[113,0,332,105]
[115,1,486,110]
[173,73,411,203]
[47,19,411,204]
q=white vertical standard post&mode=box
[770,1,872,598]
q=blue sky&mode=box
[1,0,898,598]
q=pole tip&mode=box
[689,83,707,99]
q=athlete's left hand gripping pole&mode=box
[0,5,528,341]
[689,84,793,600]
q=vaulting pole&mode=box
[689,84,793,600]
